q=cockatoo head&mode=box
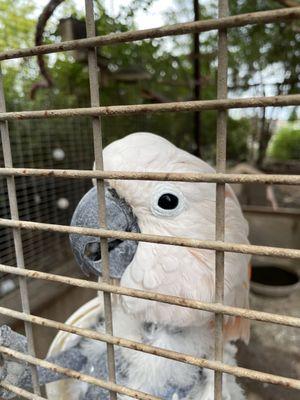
[70,132,250,337]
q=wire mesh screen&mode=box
[0,116,93,298]
[0,1,300,400]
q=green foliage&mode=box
[229,1,299,96]
[0,0,36,50]
[1,0,298,165]
[267,124,300,161]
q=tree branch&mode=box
[30,0,65,99]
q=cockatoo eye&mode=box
[158,193,178,210]
[151,184,185,218]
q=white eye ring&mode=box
[151,184,185,218]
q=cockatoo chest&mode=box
[80,305,211,400]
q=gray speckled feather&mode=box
[0,325,87,397]
[1,324,203,400]
[19,347,87,390]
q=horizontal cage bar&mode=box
[0,218,299,259]
[1,308,300,390]
[1,4,299,399]
[0,8,299,61]
[242,206,300,217]
[0,263,299,328]
[0,167,299,185]
[0,95,299,121]
[0,382,46,400]
[0,345,159,400]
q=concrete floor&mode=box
[237,288,300,400]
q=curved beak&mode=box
[69,185,139,279]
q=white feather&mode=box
[79,132,250,398]
[103,132,250,330]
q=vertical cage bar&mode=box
[84,1,117,399]
[0,67,41,394]
[214,1,229,399]
[193,0,202,157]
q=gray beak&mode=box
[69,186,140,279]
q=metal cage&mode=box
[0,1,300,399]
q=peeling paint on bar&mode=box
[0,382,46,400]
[0,312,300,390]
[84,1,117,398]
[0,218,299,259]
[0,95,299,121]
[214,1,229,396]
[0,8,299,61]
[0,167,299,185]
[0,345,160,400]
[0,264,300,328]
[0,4,299,399]
[0,66,41,395]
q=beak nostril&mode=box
[84,242,101,262]
[84,239,123,263]
[108,239,123,252]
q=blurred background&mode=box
[0,1,299,399]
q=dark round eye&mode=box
[158,193,179,210]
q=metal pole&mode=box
[0,67,41,395]
[1,312,300,391]
[0,8,299,61]
[214,1,229,399]
[193,0,202,157]
[1,264,300,328]
[0,94,299,121]
[0,217,300,259]
[84,1,117,399]
[1,167,300,185]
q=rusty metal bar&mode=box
[242,206,300,217]
[0,95,299,121]
[0,382,46,400]
[1,309,300,390]
[214,1,228,398]
[0,167,299,185]
[0,8,299,61]
[0,345,160,400]
[0,4,299,399]
[1,263,300,328]
[85,1,117,398]
[0,67,41,395]
[0,218,300,259]
[193,0,202,157]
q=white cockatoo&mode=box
[0,132,250,400]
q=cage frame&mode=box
[0,1,300,399]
